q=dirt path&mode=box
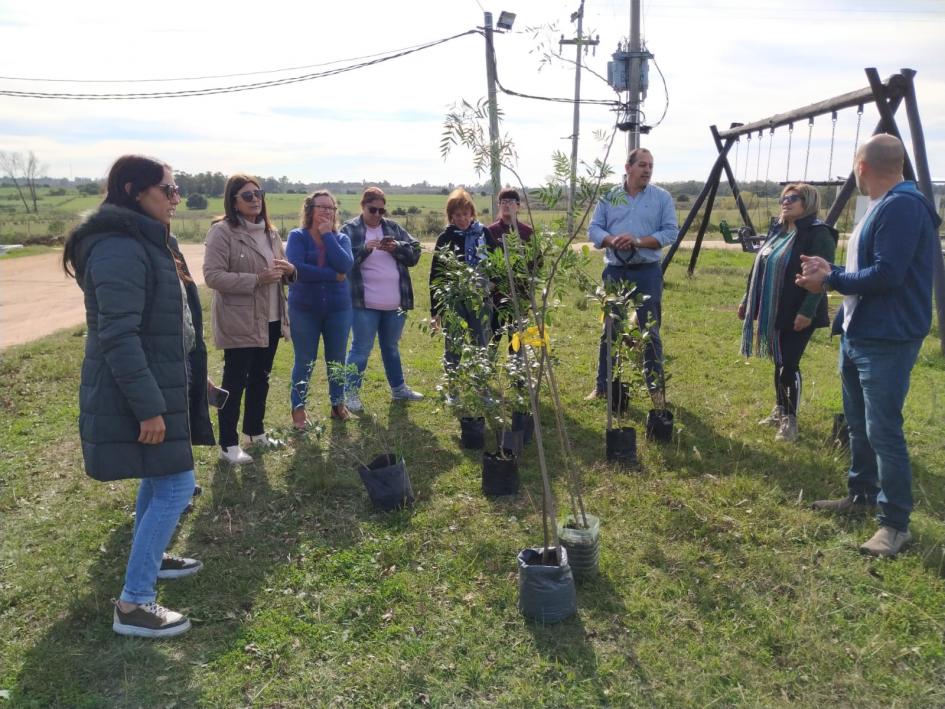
[0,244,206,350]
[1,240,752,350]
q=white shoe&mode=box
[758,405,784,427]
[345,391,364,413]
[219,445,253,465]
[242,433,283,449]
[775,414,798,442]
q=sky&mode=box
[1,0,943,188]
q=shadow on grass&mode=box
[11,514,202,708]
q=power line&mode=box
[0,30,477,100]
[0,36,477,84]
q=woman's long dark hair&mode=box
[63,155,168,278]
[213,173,273,235]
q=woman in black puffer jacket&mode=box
[63,154,213,638]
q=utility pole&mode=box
[560,1,598,235]
[483,11,502,217]
[627,0,642,155]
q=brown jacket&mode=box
[203,219,292,349]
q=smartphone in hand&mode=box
[207,382,230,409]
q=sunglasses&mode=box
[238,189,265,202]
[779,194,803,206]
[156,183,181,199]
[366,206,387,216]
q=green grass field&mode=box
[0,185,830,246]
[1,249,944,708]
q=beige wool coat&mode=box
[203,219,292,349]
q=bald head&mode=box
[856,134,905,177]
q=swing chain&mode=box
[803,116,814,182]
[826,110,838,181]
[852,104,864,168]
[785,122,794,182]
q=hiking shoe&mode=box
[811,494,876,515]
[775,414,798,442]
[859,526,912,557]
[219,445,253,465]
[112,601,191,638]
[391,384,424,401]
[758,405,784,426]
[584,388,605,401]
[157,554,203,580]
[242,433,283,449]
[345,391,364,412]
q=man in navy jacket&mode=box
[797,133,941,557]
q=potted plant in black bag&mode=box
[328,363,414,511]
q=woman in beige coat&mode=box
[203,174,295,464]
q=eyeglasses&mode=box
[238,189,265,202]
[314,204,337,212]
[156,183,181,199]
[366,206,387,216]
[499,199,519,206]
[779,194,803,205]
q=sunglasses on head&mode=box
[156,183,181,199]
[367,206,387,216]
[779,194,802,205]
[238,189,265,202]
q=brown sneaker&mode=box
[112,600,191,638]
[859,526,912,557]
[811,494,876,515]
[157,554,203,580]
[584,388,605,401]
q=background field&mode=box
[1,249,943,708]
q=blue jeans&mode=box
[121,469,196,605]
[840,335,922,532]
[596,262,664,392]
[346,308,407,390]
[289,304,352,407]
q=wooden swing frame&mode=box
[662,67,945,355]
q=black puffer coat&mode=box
[71,205,213,481]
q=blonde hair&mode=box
[781,183,820,221]
[300,189,337,231]
[445,188,476,221]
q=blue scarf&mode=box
[741,228,796,363]
[460,221,486,266]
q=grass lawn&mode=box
[1,249,943,708]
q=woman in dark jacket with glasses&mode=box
[738,182,837,442]
[204,174,295,465]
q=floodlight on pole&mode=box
[497,11,516,31]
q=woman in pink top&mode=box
[340,186,423,412]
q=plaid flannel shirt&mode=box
[341,215,422,310]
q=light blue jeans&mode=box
[840,335,922,532]
[346,307,407,390]
[289,304,352,407]
[120,469,196,605]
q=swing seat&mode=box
[719,220,764,253]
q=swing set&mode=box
[662,67,945,355]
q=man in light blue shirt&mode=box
[586,148,679,400]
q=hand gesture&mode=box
[795,255,831,293]
[737,302,746,321]
[364,239,381,253]
[793,314,812,331]
[314,211,334,236]
[273,258,295,277]
[257,267,283,285]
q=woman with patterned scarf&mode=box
[738,183,837,442]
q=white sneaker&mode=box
[391,384,424,401]
[219,445,253,465]
[242,433,283,449]
[775,414,798,442]
[345,391,364,413]
[758,405,784,427]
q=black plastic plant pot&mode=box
[645,408,674,443]
[497,429,525,458]
[357,453,414,511]
[558,513,601,580]
[459,416,485,449]
[832,413,850,450]
[481,451,520,496]
[610,380,630,415]
[511,411,534,445]
[517,546,577,623]
[606,427,639,469]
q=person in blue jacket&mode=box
[285,190,355,424]
[63,154,213,638]
[797,134,942,558]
